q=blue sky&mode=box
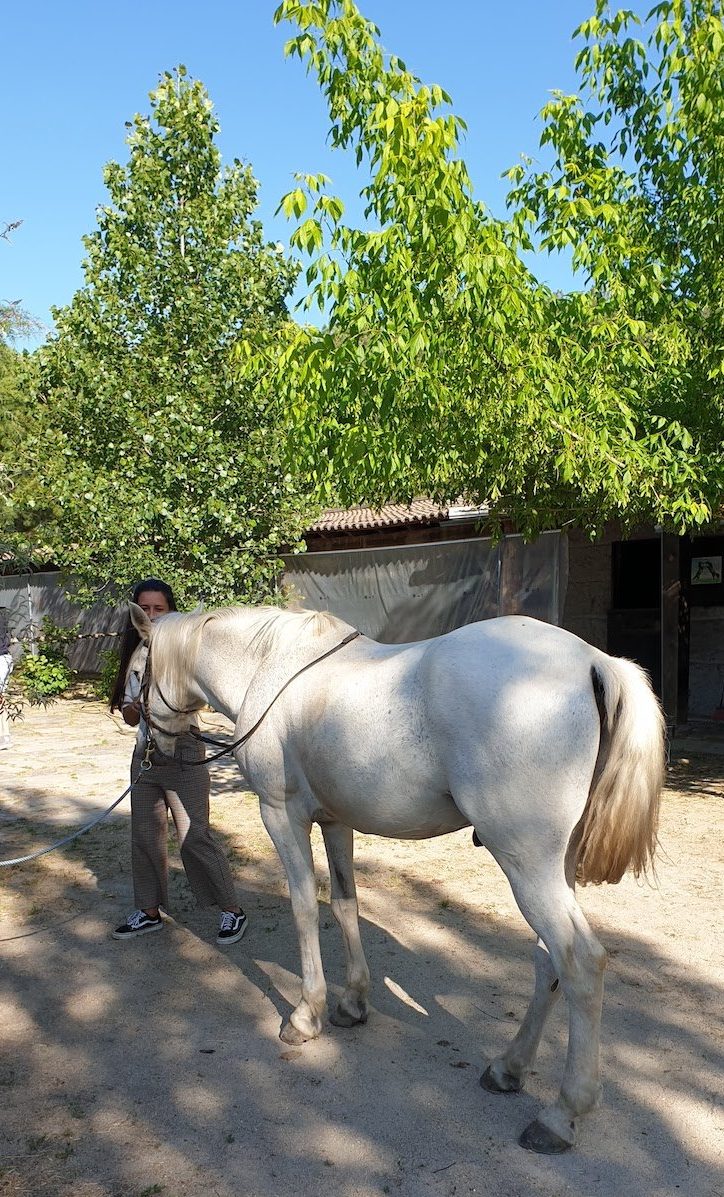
[2,1,646,346]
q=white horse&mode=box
[128,603,664,1153]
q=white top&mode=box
[124,667,148,747]
[124,662,199,749]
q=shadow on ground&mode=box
[0,762,722,1197]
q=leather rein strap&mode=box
[141,629,361,765]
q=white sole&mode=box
[216,919,248,946]
[112,921,163,940]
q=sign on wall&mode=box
[691,556,722,586]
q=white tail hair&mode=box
[576,656,665,885]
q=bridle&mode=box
[140,642,199,723]
[137,629,362,767]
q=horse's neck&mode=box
[193,616,269,722]
[192,610,345,725]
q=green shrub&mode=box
[14,619,77,705]
[94,647,120,703]
[16,652,73,704]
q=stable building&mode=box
[283,503,724,733]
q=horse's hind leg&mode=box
[320,821,370,1028]
[495,863,607,1153]
[482,842,577,1094]
[481,938,561,1094]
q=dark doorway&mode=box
[608,539,661,696]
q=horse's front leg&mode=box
[319,821,370,1028]
[259,802,327,1045]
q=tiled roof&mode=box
[307,500,462,534]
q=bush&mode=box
[14,619,77,705]
[94,647,120,703]
[16,652,74,703]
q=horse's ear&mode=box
[190,602,205,615]
[129,601,154,643]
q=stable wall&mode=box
[560,531,612,650]
[689,606,724,719]
[562,527,724,725]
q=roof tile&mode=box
[307,500,448,534]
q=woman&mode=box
[110,578,247,945]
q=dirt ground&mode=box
[0,689,722,1197]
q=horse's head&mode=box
[128,602,202,754]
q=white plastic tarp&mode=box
[283,531,567,643]
[0,572,124,672]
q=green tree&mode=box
[0,344,54,570]
[31,67,312,607]
[506,0,724,492]
[241,0,719,536]
[1,221,49,564]
[0,221,39,344]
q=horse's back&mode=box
[276,615,603,841]
[423,613,593,660]
[419,615,601,723]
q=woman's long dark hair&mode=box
[109,578,177,711]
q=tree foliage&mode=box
[1,222,47,562]
[0,342,48,565]
[237,0,722,536]
[26,67,313,606]
[0,222,40,345]
[507,0,724,489]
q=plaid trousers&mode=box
[129,733,238,912]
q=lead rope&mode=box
[0,764,149,868]
[1,629,362,867]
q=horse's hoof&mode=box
[519,1118,573,1154]
[480,1065,522,1094]
[279,1021,311,1046]
[329,1004,368,1028]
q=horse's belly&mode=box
[292,691,470,837]
[308,774,470,839]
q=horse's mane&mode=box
[152,605,354,702]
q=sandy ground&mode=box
[0,690,722,1197]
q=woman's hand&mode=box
[122,701,141,727]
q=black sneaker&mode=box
[112,909,163,940]
[217,910,247,945]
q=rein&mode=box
[141,629,361,765]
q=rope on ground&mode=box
[0,911,85,942]
[0,773,141,867]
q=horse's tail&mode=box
[575,656,665,886]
